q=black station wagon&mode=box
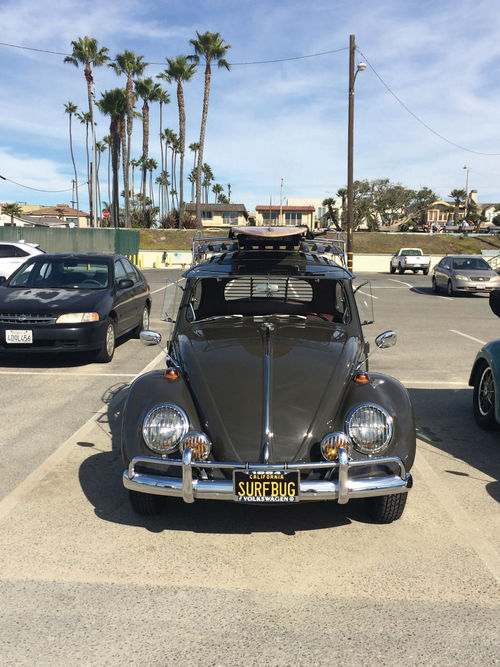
[121,226,415,523]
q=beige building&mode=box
[254,204,316,228]
[24,204,90,228]
[184,203,249,227]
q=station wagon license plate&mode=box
[234,470,299,503]
[5,329,33,344]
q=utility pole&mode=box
[346,35,366,272]
[279,178,284,226]
[464,165,470,219]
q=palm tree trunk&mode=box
[121,118,127,226]
[196,63,211,228]
[68,113,80,215]
[124,75,133,228]
[142,101,149,212]
[178,81,186,226]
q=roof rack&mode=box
[191,226,346,269]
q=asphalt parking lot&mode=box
[0,268,498,666]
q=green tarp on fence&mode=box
[0,228,140,262]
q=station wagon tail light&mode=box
[346,403,393,455]
[179,431,212,461]
[320,432,350,461]
[142,403,189,454]
[56,312,99,324]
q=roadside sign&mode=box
[103,210,110,219]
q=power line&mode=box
[357,47,500,157]
[0,174,88,193]
[0,39,347,66]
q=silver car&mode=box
[432,255,500,296]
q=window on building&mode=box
[262,211,279,221]
[285,212,302,224]
[65,217,78,223]
[201,211,213,220]
[222,212,239,225]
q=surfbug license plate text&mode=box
[234,470,299,503]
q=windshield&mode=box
[182,275,352,324]
[401,249,422,256]
[9,259,110,289]
[451,257,490,271]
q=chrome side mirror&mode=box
[140,330,162,346]
[375,330,397,349]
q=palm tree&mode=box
[64,102,80,214]
[95,140,107,221]
[188,31,231,226]
[64,37,109,225]
[2,202,22,225]
[109,50,148,227]
[322,198,340,230]
[189,142,200,202]
[76,111,92,212]
[202,163,214,203]
[450,188,467,225]
[212,183,223,203]
[159,56,197,225]
[336,188,348,228]
[134,77,163,210]
[102,135,112,208]
[97,88,127,228]
[155,89,170,216]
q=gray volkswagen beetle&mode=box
[121,226,415,523]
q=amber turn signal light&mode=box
[354,372,370,384]
[164,369,179,380]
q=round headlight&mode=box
[346,403,393,455]
[179,431,212,461]
[320,432,350,461]
[142,403,189,454]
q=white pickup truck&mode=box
[390,248,431,274]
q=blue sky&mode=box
[2,0,500,213]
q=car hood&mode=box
[0,286,109,315]
[178,317,362,463]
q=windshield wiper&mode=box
[198,314,244,322]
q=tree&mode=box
[202,163,214,203]
[322,198,340,230]
[64,102,79,214]
[2,202,22,225]
[134,77,163,210]
[450,189,466,225]
[212,183,223,203]
[158,56,197,226]
[189,142,200,202]
[97,88,127,228]
[155,89,170,216]
[109,50,148,227]
[188,31,231,227]
[76,110,92,214]
[64,37,109,225]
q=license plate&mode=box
[234,470,299,503]
[5,329,33,344]
[475,285,485,289]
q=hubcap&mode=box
[478,366,494,416]
[105,324,115,356]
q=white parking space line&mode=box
[388,278,413,288]
[0,347,167,521]
[449,329,486,345]
[400,380,469,388]
[356,289,379,300]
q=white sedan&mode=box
[0,241,45,279]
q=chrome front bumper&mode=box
[123,448,413,505]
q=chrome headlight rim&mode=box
[142,403,189,454]
[345,402,393,455]
[179,431,212,461]
[320,431,351,461]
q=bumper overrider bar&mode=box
[123,447,413,504]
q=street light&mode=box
[463,165,470,219]
[346,34,366,272]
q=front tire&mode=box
[473,362,498,429]
[390,265,396,274]
[132,304,150,338]
[447,280,454,297]
[95,317,115,363]
[129,490,166,515]
[366,493,407,523]
[423,268,429,275]
[432,276,440,293]
[398,266,405,274]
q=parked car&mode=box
[121,226,415,523]
[469,290,500,428]
[0,253,150,362]
[390,248,430,274]
[0,241,45,279]
[432,255,500,296]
